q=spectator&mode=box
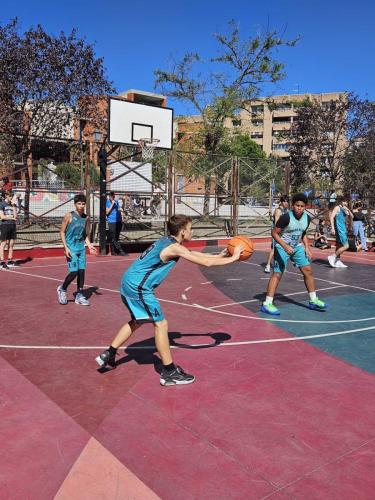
[106,191,126,256]
[347,235,362,253]
[314,221,331,249]
[0,191,18,269]
[352,202,368,251]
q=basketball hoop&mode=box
[138,138,160,161]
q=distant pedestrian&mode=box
[352,202,368,251]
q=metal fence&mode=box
[3,151,375,250]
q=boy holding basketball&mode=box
[57,194,97,306]
[261,193,327,316]
[96,214,243,386]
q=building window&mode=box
[177,175,185,193]
[272,143,289,151]
[251,119,263,127]
[272,116,291,124]
[250,132,263,139]
[272,130,289,137]
[251,105,264,114]
[275,103,292,111]
[232,119,242,127]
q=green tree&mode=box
[0,19,114,218]
[155,20,297,214]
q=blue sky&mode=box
[1,0,374,114]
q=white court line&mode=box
[209,285,347,309]
[19,257,136,269]
[7,268,375,324]
[241,260,375,294]
[1,324,375,350]
[184,286,192,292]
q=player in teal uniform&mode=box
[261,193,327,315]
[264,195,289,273]
[57,194,97,306]
[96,214,243,386]
[328,197,353,268]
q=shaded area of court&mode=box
[1,245,375,499]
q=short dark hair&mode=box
[167,215,192,236]
[291,193,308,205]
[353,201,362,209]
[74,193,86,204]
[279,195,289,203]
[109,191,115,197]
[4,191,12,197]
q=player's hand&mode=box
[219,248,230,257]
[331,228,336,235]
[233,244,245,260]
[88,243,97,255]
[65,248,71,258]
[285,245,294,255]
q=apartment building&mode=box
[177,92,345,158]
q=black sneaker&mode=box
[7,260,19,267]
[95,350,116,369]
[0,262,9,270]
[160,366,195,386]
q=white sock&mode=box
[309,292,317,301]
[264,296,273,305]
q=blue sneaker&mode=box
[261,303,280,315]
[308,298,327,311]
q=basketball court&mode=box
[2,241,375,499]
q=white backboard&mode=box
[108,97,173,149]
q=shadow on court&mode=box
[98,332,231,374]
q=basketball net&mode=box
[138,138,160,162]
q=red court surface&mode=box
[2,242,375,499]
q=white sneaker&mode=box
[57,285,68,305]
[75,292,90,306]
[264,265,271,273]
[328,255,337,268]
[335,260,348,268]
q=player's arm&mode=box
[329,207,338,234]
[189,249,229,259]
[84,217,97,255]
[60,213,72,257]
[161,243,242,267]
[106,200,115,215]
[273,207,282,224]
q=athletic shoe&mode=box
[95,349,116,369]
[261,303,280,315]
[335,260,348,268]
[74,292,90,306]
[160,366,195,386]
[327,254,337,268]
[0,262,9,270]
[7,260,19,267]
[264,264,271,273]
[309,297,327,311]
[57,285,68,305]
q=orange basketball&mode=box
[227,235,254,261]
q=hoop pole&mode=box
[98,148,107,255]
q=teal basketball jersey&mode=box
[65,211,87,251]
[122,236,179,297]
[278,210,309,248]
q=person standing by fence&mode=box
[0,191,18,269]
[106,191,125,256]
[352,202,368,252]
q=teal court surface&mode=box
[1,241,375,499]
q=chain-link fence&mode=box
[3,150,375,250]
